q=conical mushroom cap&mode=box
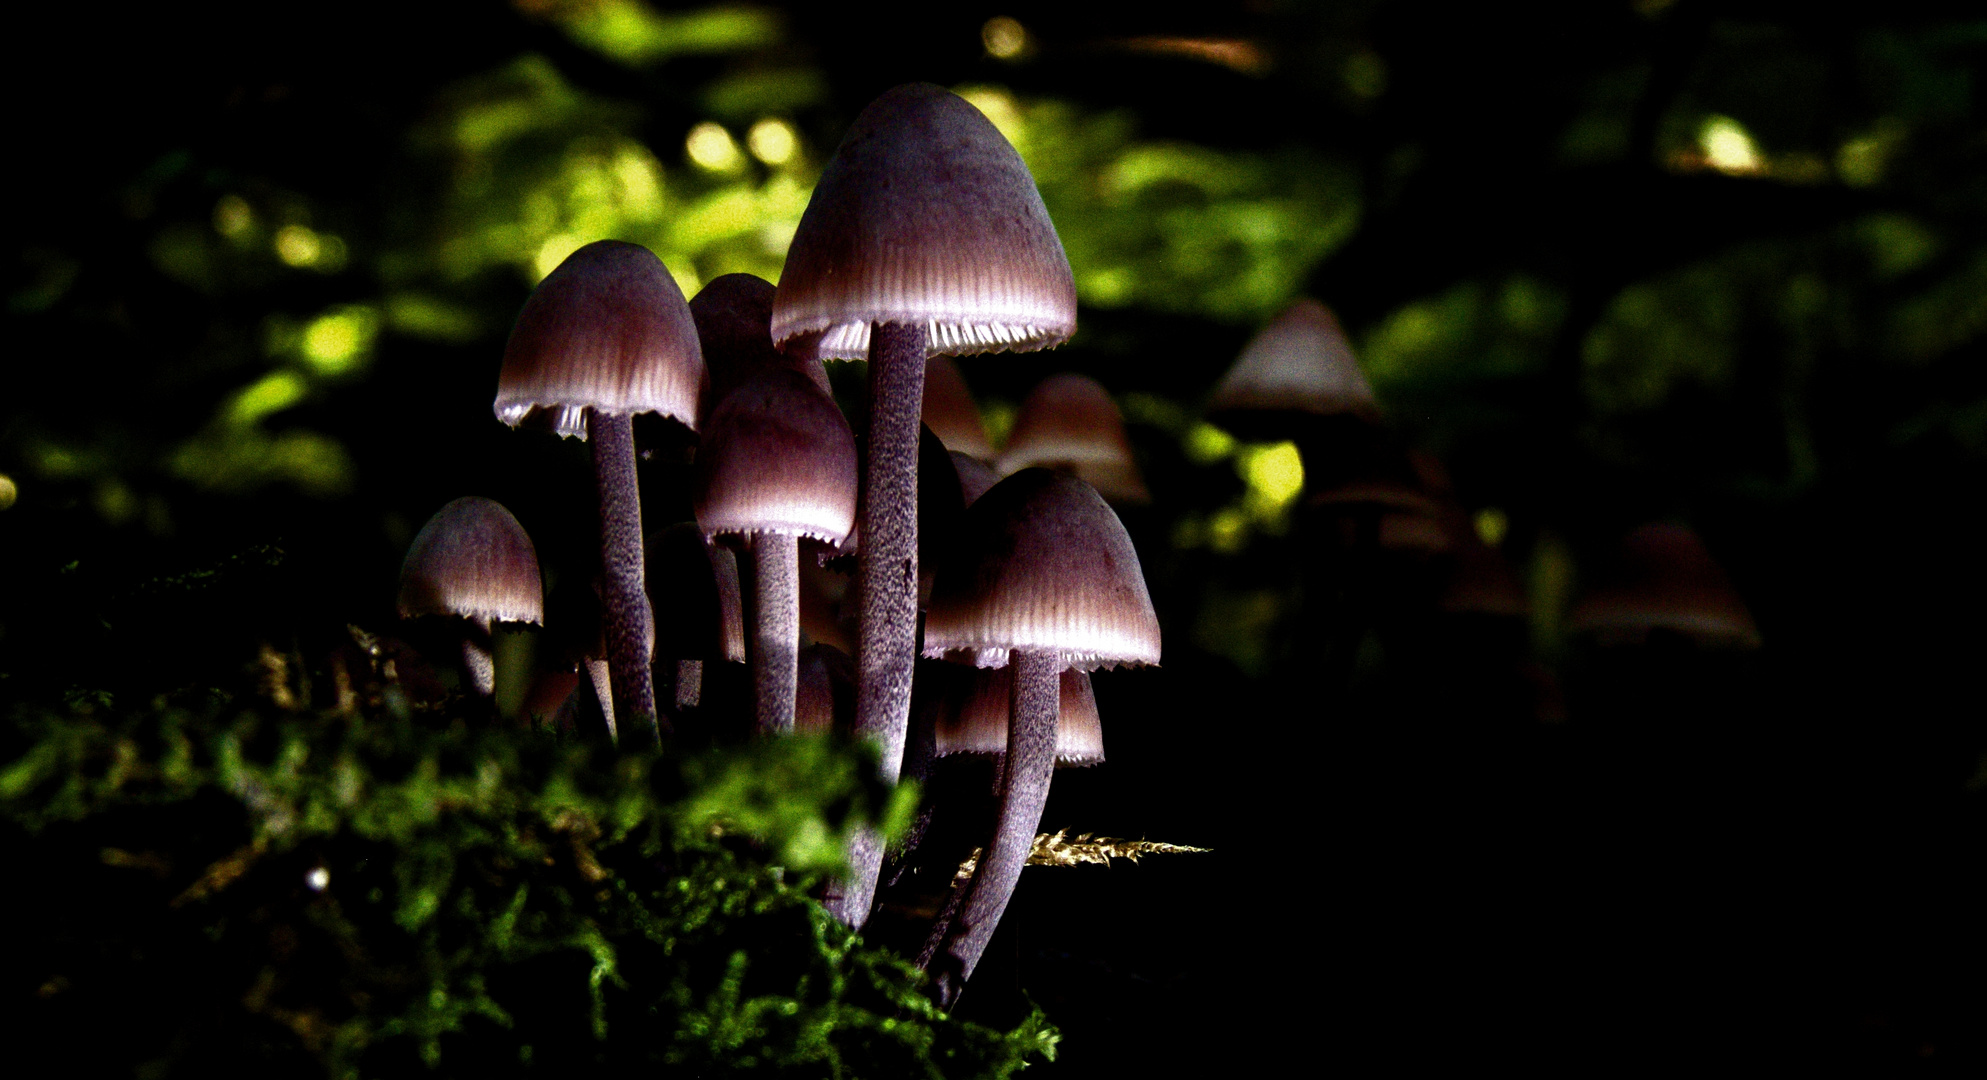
[496,240,705,438]
[397,497,544,626]
[924,469,1161,670]
[997,372,1148,503]
[771,83,1077,362]
[1568,523,1760,648]
[936,667,1104,766]
[692,272,831,428]
[923,355,996,459]
[694,369,858,544]
[1209,298,1377,432]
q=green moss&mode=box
[2,683,1051,1078]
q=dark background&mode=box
[5,0,1984,1072]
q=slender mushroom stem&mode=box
[460,621,495,697]
[751,531,800,734]
[590,408,658,747]
[825,319,926,926]
[584,656,617,742]
[676,659,703,709]
[855,320,926,776]
[926,648,1059,1009]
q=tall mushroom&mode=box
[920,468,1160,1005]
[694,368,858,734]
[772,83,1077,927]
[396,496,545,703]
[495,240,705,748]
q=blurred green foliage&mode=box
[1,662,1051,1077]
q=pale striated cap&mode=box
[936,667,1104,766]
[397,497,544,626]
[691,272,831,428]
[924,468,1160,670]
[1209,298,1378,427]
[694,368,858,544]
[495,240,705,438]
[771,83,1077,362]
[1568,523,1761,648]
[997,373,1148,504]
[923,355,996,459]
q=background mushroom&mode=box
[998,372,1150,504]
[922,355,996,461]
[1568,523,1761,649]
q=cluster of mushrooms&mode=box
[1202,293,1759,700]
[395,83,1160,1007]
[393,80,1762,1012]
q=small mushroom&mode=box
[694,369,857,734]
[396,497,545,703]
[918,468,1159,1006]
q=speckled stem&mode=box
[590,410,657,748]
[460,632,494,698]
[676,659,703,709]
[824,320,926,928]
[926,649,1058,1009]
[584,656,616,742]
[752,532,799,735]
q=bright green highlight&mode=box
[957,84,1360,323]
[227,371,307,425]
[1239,442,1304,506]
[545,2,779,66]
[1184,422,1236,464]
[301,306,381,375]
